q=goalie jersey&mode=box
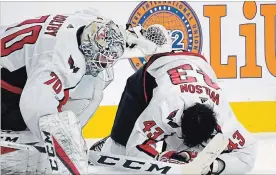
[0,10,111,137]
[125,52,257,174]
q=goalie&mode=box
[0,8,170,174]
[97,50,258,174]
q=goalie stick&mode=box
[88,133,229,174]
[0,133,228,174]
[1,141,181,174]
[0,140,43,152]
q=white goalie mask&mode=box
[79,18,125,76]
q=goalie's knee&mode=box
[39,111,81,133]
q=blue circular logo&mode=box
[128,1,203,71]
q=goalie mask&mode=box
[79,19,125,76]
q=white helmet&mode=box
[79,18,125,76]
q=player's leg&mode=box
[19,70,88,174]
[100,65,157,155]
[109,67,148,145]
[1,92,26,131]
[1,67,27,131]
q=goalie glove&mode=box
[120,23,172,58]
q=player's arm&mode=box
[62,70,112,128]
[126,94,188,162]
[125,99,164,159]
[215,100,257,174]
[19,57,88,174]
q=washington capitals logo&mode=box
[68,55,79,73]
[167,109,180,128]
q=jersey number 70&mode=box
[1,15,49,57]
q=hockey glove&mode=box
[155,150,197,164]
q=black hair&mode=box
[181,103,217,147]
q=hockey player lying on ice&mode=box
[0,8,171,174]
[96,50,257,174]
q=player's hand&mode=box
[201,158,225,175]
[155,150,197,164]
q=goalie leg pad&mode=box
[39,111,88,175]
[0,130,51,174]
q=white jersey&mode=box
[0,10,110,138]
[0,9,115,174]
[126,52,257,174]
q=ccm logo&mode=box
[42,131,59,172]
[97,155,171,174]
[0,136,19,142]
